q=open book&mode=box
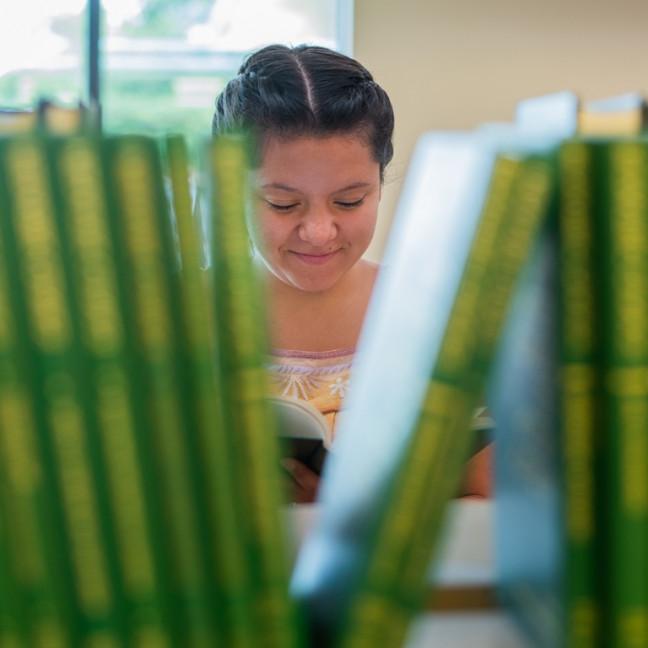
[270,395,329,476]
[270,393,493,478]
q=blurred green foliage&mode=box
[122,0,214,38]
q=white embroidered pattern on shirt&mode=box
[273,371,325,400]
[267,358,353,401]
[329,376,349,398]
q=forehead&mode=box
[257,134,379,192]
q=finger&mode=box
[282,458,318,489]
[281,458,301,485]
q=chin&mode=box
[286,268,346,293]
[280,257,350,293]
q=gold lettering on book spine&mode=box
[115,145,169,354]
[61,142,158,596]
[619,609,648,647]
[213,138,297,644]
[569,599,596,647]
[392,166,523,592]
[367,382,456,584]
[46,372,112,615]
[438,157,518,373]
[8,141,114,622]
[95,366,155,591]
[609,144,648,514]
[560,143,594,354]
[0,234,65,646]
[619,393,648,513]
[213,141,284,558]
[63,142,122,353]
[610,144,648,359]
[0,630,19,648]
[345,595,408,648]
[559,144,596,548]
[562,365,595,540]
[0,375,45,588]
[483,161,551,348]
[0,248,40,497]
[6,142,70,351]
[116,143,202,598]
[212,142,259,362]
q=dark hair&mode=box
[213,44,394,181]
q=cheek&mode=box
[251,212,293,254]
[347,206,378,246]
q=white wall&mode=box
[355,0,648,260]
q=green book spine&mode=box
[53,135,174,648]
[164,135,256,648]
[0,177,70,648]
[4,135,126,647]
[337,155,521,648]
[597,140,648,647]
[208,134,303,648]
[0,136,121,648]
[557,139,599,648]
[0,157,70,648]
[339,155,553,648]
[43,134,138,648]
[0,474,27,647]
[106,135,217,648]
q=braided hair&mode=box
[213,44,394,181]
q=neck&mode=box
[263,260,367,311]
[259,259,378,352]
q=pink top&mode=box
[267,347,355,448]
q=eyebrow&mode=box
[260,181,374,193]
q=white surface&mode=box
[405,611,530,648]
[430,499,495,586]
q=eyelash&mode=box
[265,198,365,212]
[266,202,299,212]
[336,198,365,209]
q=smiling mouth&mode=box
[291,250,340,265]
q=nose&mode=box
[298,207,337,247]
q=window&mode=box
[102,0,353,139]
[0,0,353,139]
[0,1,85,109]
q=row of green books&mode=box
[0,124,555,648]
[4,97,642,648]
[490,92,648,648]
[493,137,648,648]
[0,131,300,648]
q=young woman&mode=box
[213,44,490,502]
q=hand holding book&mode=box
[272,395,329,502]
[282,458,321,504]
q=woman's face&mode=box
[251,133,381,293]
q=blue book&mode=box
[488,230,563,647]
[491,99,605,648]
[291,133,498,631]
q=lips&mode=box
[291,250,340,265]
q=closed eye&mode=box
[335,197,365,209]
[266,200,300,212]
